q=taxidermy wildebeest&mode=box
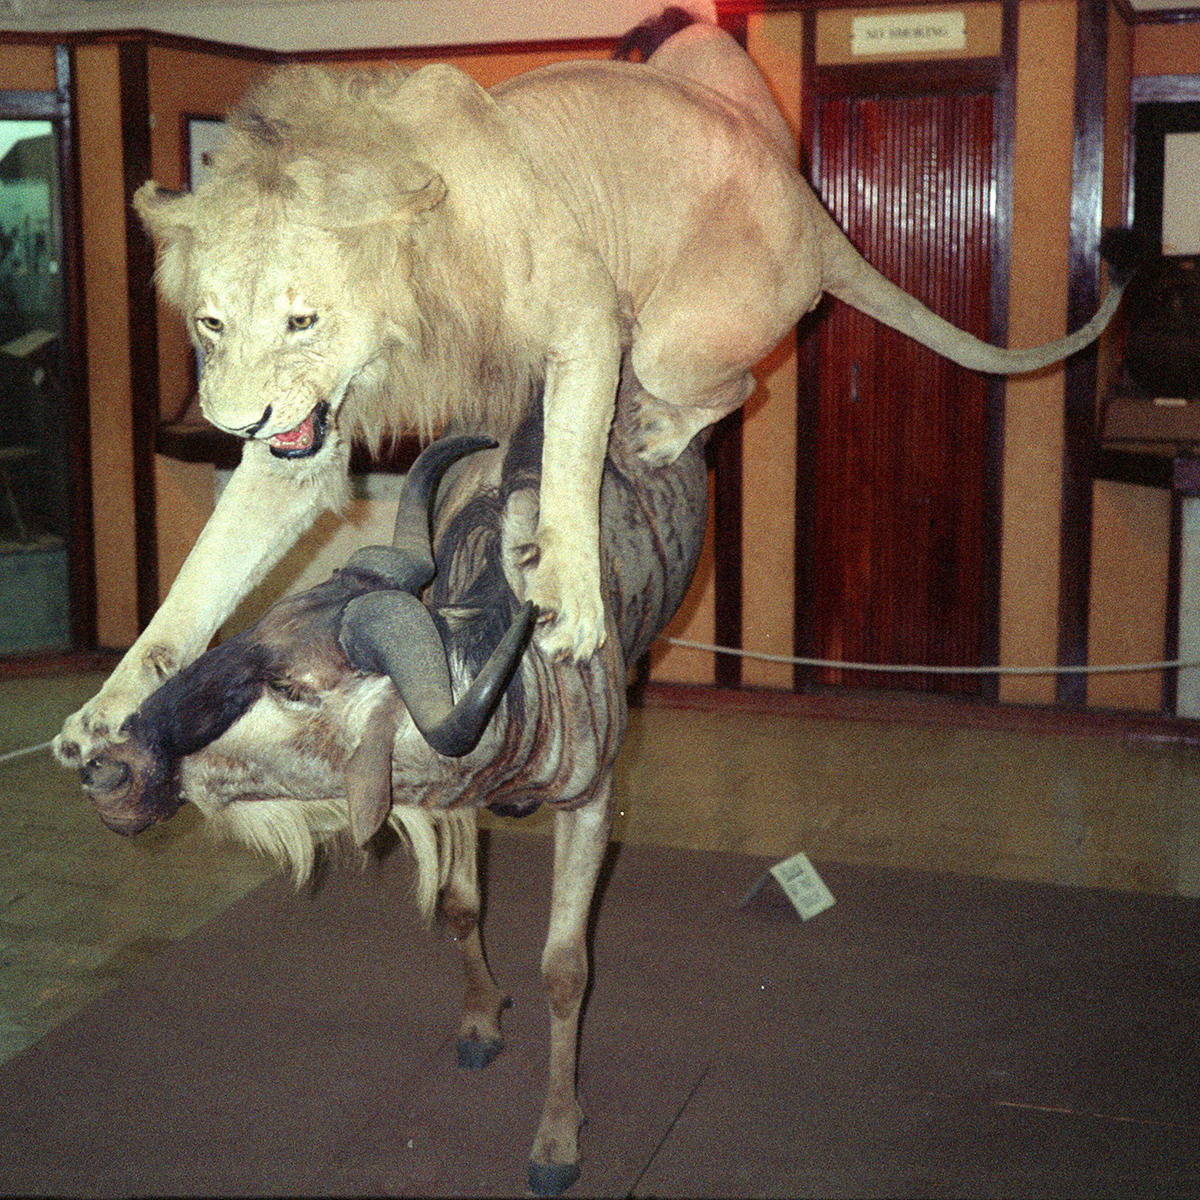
[54,10,1139,779]
[76,380,708,1196]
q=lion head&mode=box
[135,65,537,459]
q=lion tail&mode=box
[816,198,1144,376]
[611,6,699,62]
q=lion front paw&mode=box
[53,704,126,771]
[519,536,606,663]
[52,687,145,770]
[53,645,180,770]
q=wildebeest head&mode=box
[80,435,535,846]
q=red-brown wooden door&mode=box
[798,89,1002,695]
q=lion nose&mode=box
[242,405,273,437]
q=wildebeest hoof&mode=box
[456,1033,503,1069]
[528,1159,581,1196]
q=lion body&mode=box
[54,18,1129,772]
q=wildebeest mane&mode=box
[427,402,544,704]
[429,490,527,715]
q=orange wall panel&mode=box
[999,0,1076,705]
[1134,22,1200,78]
[75,44,138,649]
[0,43,57,91]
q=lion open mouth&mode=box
[267,401,330,459]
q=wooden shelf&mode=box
[156,421,422,475]
[1095,385,1200,489]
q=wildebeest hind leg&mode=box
[440,813,509,1069]
[529,782,612,1196]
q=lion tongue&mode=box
[269,415,314,451]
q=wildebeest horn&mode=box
[338,433,536,757]
[340,591,535,757]
[345,435,496,590]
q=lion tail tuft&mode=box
[611,6,700,63]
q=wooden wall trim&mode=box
[709,6,750,690]
[0,27,275,60]
[1057,0,1112,707]
[979,0,1019,704]
[0,89,59,117]
[118,41,160,633]
[1127,7,1200,26]
[808,55,1007,97]
[795,8,820,692]
[287,35,618,65]
[1133,74,1200,104]
[57,45,97,652]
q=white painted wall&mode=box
[0,0,716,52]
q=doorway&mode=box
[0,118,72,655]
[795,30,1013,698]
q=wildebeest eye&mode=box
[267,677,317,705]
[196,314,224,336]
[287,313,318,332]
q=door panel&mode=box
[806,91,996,694]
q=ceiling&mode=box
[0,0,1197,48]
[0,0,672,52]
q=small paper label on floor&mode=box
[770,852,836,920]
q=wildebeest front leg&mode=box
[440,813,510,1069]
[529,783,612,1196]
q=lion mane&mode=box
[142,63,546,451]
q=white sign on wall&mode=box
[1163,132,1200,256]
[851,11,967,56]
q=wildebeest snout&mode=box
[79,742,182,837]
[80,757,130,794]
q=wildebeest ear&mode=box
[345,697,398,847]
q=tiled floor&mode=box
[3,669,1200,1069]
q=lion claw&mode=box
[533,611,606,663]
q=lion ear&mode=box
[133,180,198,238]
[133,181,198,309]
[316,171,445,233]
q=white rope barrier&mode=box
[662,637,1200,677]
[3,644,1196,768]
[0,739,54,766]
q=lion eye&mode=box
[196,315,224,336]
[287,313,318,333]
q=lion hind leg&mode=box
[633,373,755,466]
[629,254,812,465]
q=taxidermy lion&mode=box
[54,12,1135,772]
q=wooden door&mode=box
[797,89,1002,695]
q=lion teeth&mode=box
[270,417,313,449]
